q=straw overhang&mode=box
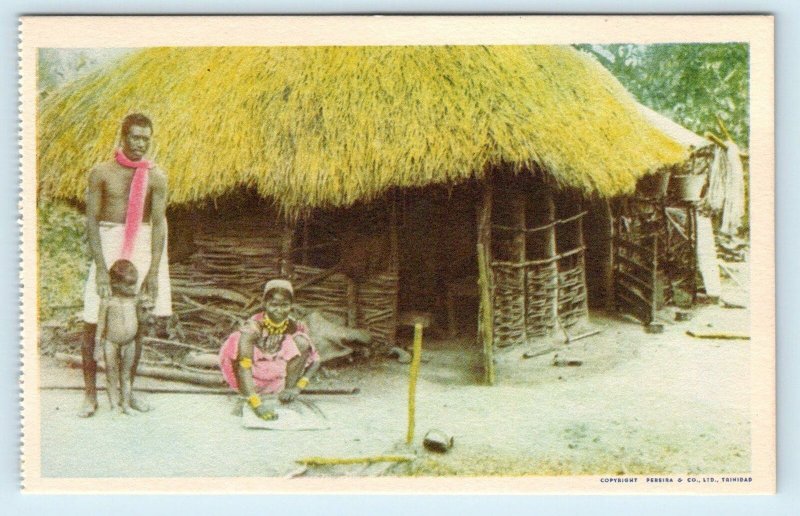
[38,46,688,214]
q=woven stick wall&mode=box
[557,254,588,329]
[171,214,399,350]
[525,262,559,337]
[182,222,284,289]
[491,265,526,347]
[293,264,398,348]
[490,211,589,346]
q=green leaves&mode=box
[577,44,749,149]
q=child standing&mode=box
[96,259,147,415]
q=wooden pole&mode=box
[56,353,226,387]
[603,199,616,311]
[650,235,659,324]
[543,186,558,333]
[390,195,399,267]
[346,278,358,328]
[389,196,400,346]
[41,385,361,396]
[575,199,590,322]
[476,178,495,385]
[510,189,528,343]
[406,322,423,444]
[297,455,415,466]
[301,219,310,266]
[280,221,296,277]
[689,204,698,303]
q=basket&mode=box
[670,174,707,201]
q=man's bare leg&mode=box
[78,323,98,417]
[128,335,151,412]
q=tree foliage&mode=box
[576,44,749,149]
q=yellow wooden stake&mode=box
[296,455,415,466]
[406,322,423,444]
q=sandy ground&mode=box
[37,273,751,478]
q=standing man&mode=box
[79,113,172,417]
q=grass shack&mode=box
[38,46,689,383]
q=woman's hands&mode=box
[278,387,300,403]
[253,401,277,421]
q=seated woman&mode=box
[219,279,320,420]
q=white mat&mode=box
[242,399,330,431]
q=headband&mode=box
[263,279,294,298]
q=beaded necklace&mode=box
[262,316,289,335]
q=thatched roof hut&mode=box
[38,46,686,215]
[37,46,693,383]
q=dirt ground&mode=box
[36,268,751,478]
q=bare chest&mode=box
[99,167,153,223]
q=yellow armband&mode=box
[238,357,253,369]
[247,394,262,408]
[296,376,310,390]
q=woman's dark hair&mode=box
[121,113,153,138]
[108,259,138,286]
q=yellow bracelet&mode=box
[238,357,253,369]
[248,394,262,408]
[296,377,310,390]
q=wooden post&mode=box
[542,186,558,333]
[510,189,527,343]
[689,204,698,303]
[390,196,399,268]
[346,278,358,328]
[280,221,296,277]
[476,179,495,385]
[575,200,590,322]
[406,322,423,444]
[603,199,616,311]
[389,196,399,346]
[301,219,310,266]
[650,235,659,324]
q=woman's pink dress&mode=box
[218,313,319,394]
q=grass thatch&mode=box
[38,46,687,215]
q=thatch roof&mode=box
[38,46,687,214]
[637,104,710,150]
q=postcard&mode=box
[19,15,774,493]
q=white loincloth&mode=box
[82,221,172,323]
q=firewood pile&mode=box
[41,280,260,386]
[42,218,400,382]
[180,216,285,291]
[45,276,381,386]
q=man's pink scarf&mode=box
[115,150,152,261]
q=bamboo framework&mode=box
[488,188,590,348]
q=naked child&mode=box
[96,259,146,415]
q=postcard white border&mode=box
[19,14,775,494]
